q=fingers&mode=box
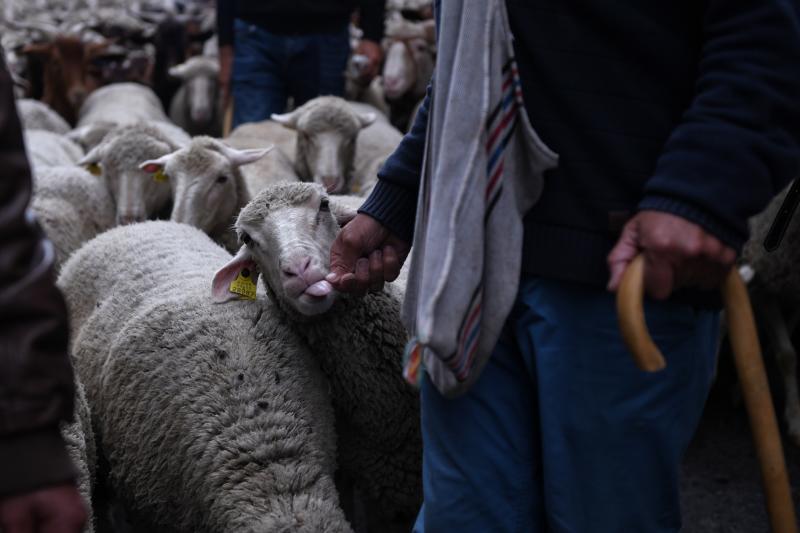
[327,226,365,287]
[369,250,385,292]
[608,210,738,299]
[606,219,640,291]
[383,245,401,282]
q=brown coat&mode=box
[0,52,76,496]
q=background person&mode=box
[217,0,385,128]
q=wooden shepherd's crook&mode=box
[617,255,798,533]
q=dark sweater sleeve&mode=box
[217,0,236,47]
[639,0,800,249]
[358,0,385,43]
[0,53,76,496]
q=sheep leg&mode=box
[760,297,800,447]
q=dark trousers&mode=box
[231,19,350,128]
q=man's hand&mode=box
[218,44,234,108]
[353,39,383,83]
[327,214,410,295]
[0,484,87,533]
[607,210,736,299]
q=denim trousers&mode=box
[231,19,350,128]
[413,277,719,532]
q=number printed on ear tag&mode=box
[153,169,168,182]
[229,269,257,300]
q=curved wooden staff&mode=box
[617,255,798,533]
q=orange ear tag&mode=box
[86,163,102,176]
[152,169,168,182]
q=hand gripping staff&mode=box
[617,255,798,533]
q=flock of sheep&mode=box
[4,0,800,531]
[4,0,434,532]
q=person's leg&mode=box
[286,27,350,106]
[231,20,289,128]
[415,320,545,533]
[514,278,719,532]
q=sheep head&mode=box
[212,183,357,317]
[139,138,269,236]
[271,96,376,195]
[78,124,175,225]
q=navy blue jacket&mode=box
[360,0,800,287]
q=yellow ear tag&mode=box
[86,163,101,176]
[152,169,168,182]
[229,268,257,300]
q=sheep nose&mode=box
[282,257,312,279]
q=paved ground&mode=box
[680,356,800,532]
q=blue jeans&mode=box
[231,19,350,127]
[414,278,719,532]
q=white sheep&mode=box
[138,136,271,251]
[16,98,71,133]
[24,129,84,171]
[270,96,403,196]
[77,122,186,225]
[225,124,300,196]
[212,182,422,531]
[76,82,170,128]
[61,377,97,533]
[58,221,351,532]
[741,182,800,446]
[30,165,115,270]
[168,55,222,136]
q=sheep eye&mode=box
[319,198,330,212]
[216,175,228,184]
[241,232,252,245]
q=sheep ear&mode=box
[219,144,273,167]
[271,110,301,129]
[139,153,174,174]
[168,62,190,79]
[330,200,358,227]
[212,246,260,303]
[77,144,104,166]
[357,112,377,129]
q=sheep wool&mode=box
[17,98,71,134]
[58,222,349,532]
[30,165,115,271]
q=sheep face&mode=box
[212,183,356,317]
[272,96,376,195]
[78,127,173,225]
[169,57,219,127]
[382,37,434,101]
[139,138,270,235]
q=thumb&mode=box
[607,219,640,291]
[327,229,361,284]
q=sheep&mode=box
[138,136,271,251]
[168,54,222,136]
[271,96,403,196]
[381,13,435,130]
[30,165,115,270]
[75,82,170,130]
[61,377,97,533]
[58,221,351,532]
[77,122,186,225]
[24,129,84,171]
[741,182,800,446]
[16,97,71,133]
[225,125,300,196]
[212,182,422,531]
